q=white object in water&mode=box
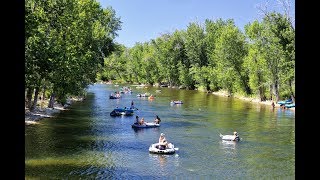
[149,143,178,154]
[219,133,240,141]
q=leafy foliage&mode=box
[25,0,121,108]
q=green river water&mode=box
[25,83,295,179]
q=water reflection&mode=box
[149,153,180,170]
[132,127,160,135]
[219,140,239,157]
[277,108,295,116]
[150,154,168,167]
[220,140,237,150]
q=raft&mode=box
[277,99,293,105]
[285,103,295,108]
[110,108,136,116]
[170,100,183,104]
[149,143,178,154]
[131,122,160,128]
[219,134,240,141]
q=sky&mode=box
[98,0,295,48]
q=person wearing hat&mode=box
[158,133,168,149]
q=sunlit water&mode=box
[25,84,295,179]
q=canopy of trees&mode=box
[25,0,121,110]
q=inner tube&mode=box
[220,134,240,141]
[132,122,160,128]
[149,143,176,154]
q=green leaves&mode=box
[26,0,121,102]
[95,11,294,101]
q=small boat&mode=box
[149,143,178,154]
[114,107,137,112]
[285,103,295,108]
[170,100,183,104]
[132,122,160,128]
[122,109,134,116]
[277,99,293,105]
[219,132,240,141]
[110,107,136,116]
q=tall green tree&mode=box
[244,20,268,101]
[214,23,251,95]
[25,0,121,109]
[204,18,234,91]
[184,22,207,89]
[260,12,294,101]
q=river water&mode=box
[25,84,295,179]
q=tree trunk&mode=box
[48,93,55,108]
[42,85,46,100]
[257,73,266,101]
[259,87,266,101]
[273,81,280,102]
[269,85,273,101]
[234,66,251,95]
[288,80,295,103]
[206,80,210,92]
[242,77,252,95]
[30,86,40,111]
[26,87,34,109]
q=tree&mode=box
[261,12,294,101]
[244,21,268,101]
[214,23,251,95]
[25,0,121,109]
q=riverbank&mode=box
[121,82,295,111]
[25,97,85,125]
[211,90,295,111]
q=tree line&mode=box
[98,11,294,102]
[25,0,294,112]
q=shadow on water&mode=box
[26,163,168,179]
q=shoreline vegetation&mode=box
[25,82,294,125]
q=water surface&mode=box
[25,84,295,179]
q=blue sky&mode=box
[98,0,295,48]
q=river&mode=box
[25,83,295,179]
